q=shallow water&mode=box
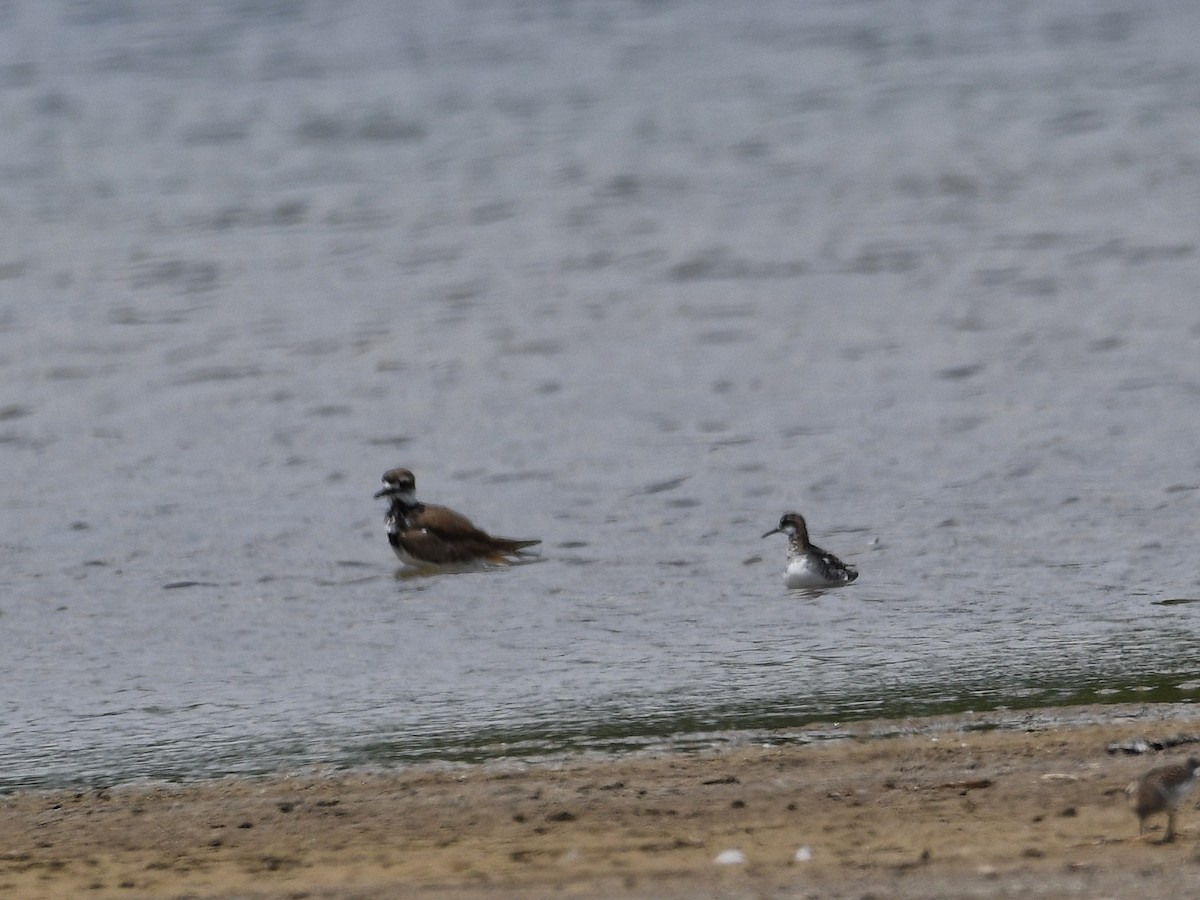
[3,0,1200,789]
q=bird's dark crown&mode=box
[762,511,809,541]
[375,467,417,499]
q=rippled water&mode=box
[3,0,1200,789]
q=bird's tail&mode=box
[487,538,541,562]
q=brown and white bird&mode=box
[1127,757,1200,842]
[374,467,540,571]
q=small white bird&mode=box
[762,512,858,590]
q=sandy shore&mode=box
[5,706,1200,899]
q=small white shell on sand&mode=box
[713,849,746,865]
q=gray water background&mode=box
[3,0,1200,789]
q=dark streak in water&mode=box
[343,672,1200,769]
[639,476,688,495]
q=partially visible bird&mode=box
[1128,757,1200,842]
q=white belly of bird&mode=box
[784,556,845,589]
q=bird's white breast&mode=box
[783,555,850,589]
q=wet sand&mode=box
[5,706,1200,899]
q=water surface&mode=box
[3,0,1200,789]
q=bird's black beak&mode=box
[761,527,781,539]
[374,486,393,499]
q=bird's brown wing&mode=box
[394,528,503,565]
[400,504,539,564]
[417,504,491,540]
